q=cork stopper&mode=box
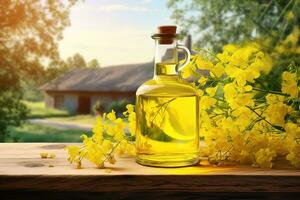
[158,25,177,34]
[152,25,178,44]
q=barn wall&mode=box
[91,93,135,112]
[44,93,54,108]
[43,90,135,114]
[64,95,78,115]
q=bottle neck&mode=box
[154,40,178,77]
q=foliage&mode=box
[93,100,104,115]
[0,0,78,138]
[21,80,44,102]
[46,53,101,81]
[66,105,136,168]
[6,123,91,142]
[108,100,130,117]
[66,52,87,68]
[167,0,300,97]
[0,93,28,141]
[88,59,101,68]
[23,101,69,119]
[167,0,300,52]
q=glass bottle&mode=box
[135,26,199,167]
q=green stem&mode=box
[151,97,176,124]
[271,0,294,29]
[253,87,289,96]
[246,106,285,132]
[258,0,274,22]
[151,98,176,125]
[103,140,121,163]
[196,48,220,60]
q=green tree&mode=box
[168,0,300,92]
[45,60,68,82]
[168,0,300,52]
[45,55,100,82]
[65,52,87,69]
[88,58,100,68]
[0,0,77,140]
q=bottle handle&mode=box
[177,45,191,72]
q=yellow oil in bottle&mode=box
[136,63,199,167]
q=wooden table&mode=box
[0,143,299,199]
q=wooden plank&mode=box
[2,191,298,200]
[0,143,299,193]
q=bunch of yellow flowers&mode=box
[182,41,299,168]
[66,105,136,168]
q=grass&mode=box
[6,101,97,142]
[23,101,96,125]
[23,100,70,119]
[6,123,91,142]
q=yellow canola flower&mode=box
[286,139,300,168]
[266,94,285,104]
[180,65,196,79]
[281,71,299,98]
[210,63,225,78]
[205,86,218,97]
[264,102,292,127]
[224,82,237,100]
[225,65,253,86]
[125,104,135,114]
[123,104,136,136]
[40,152,48,159]
[223,82,254,109]
[196,56,214,70]
[92,117,104,143]
[285,122,300,139]
[66,146,80,165]
[217,52,230,64]
[231,106,256,129]
[223,44,239,53]
[200,96,217,109]
[102,140,113,151]
[275,27,300,55]
[239,150,253,165]
[197,76,207,85]
[128,113,136,136]
[116,140,136,156]
[269,136,288,156]
[229,44,259,68]
[287,150,300,168]
[255,148,277,168]
[286,11,294,21]
[285,123,300,168]
[49,153,56,159]
[223,43,272,85]
[284,27,299,46]
[66,105,136,169]
[107,110,117,121]
[180,55,199,79]
[105,168,112,173]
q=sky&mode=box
[59,0,174,66]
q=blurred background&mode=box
[0,0,299,142]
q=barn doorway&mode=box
[77,96,91,114]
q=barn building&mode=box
[40,63,153,114]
